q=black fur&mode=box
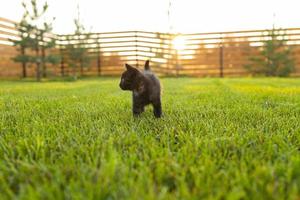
[119,60,162,118]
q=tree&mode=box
[12,0,60,81]
[27,0,60,80]
[10,2,34,78]
[65,6,91,80]
[39,23,58,78]
[245,28,295,77]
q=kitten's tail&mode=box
[144,60,150,71]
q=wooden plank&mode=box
[185,33,300,43]
[0,29,19,37]
[57,30,170,39]
[0,17,16,24]
[183,27,300,37]
[0,23,16,31]
[0,36,13,42]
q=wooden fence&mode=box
[0,17,22,77]
[0,17,58,77]
[57,31,175,76]
[1,17,300,77]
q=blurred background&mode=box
[0,0,300,80]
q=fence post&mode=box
[173,33,180,77]
[97,34,101,76]
[97,52,101,76]
[219,35,224,78]
[175,49,179,77]
[59,46,65,77]
[135,31,139,68]
[167,32,172,76]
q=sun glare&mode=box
[172,36,187,51]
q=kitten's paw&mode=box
[133,113,141,118]
[154,112,162,118]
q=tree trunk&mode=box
[36,43,41,81]
[60,49,65,77]
[22,62,27,78]
[21,47,27,78]
[42,47,47,78]
[73,66,77,81]
[36,62,41,81]
[80,58,83,76]
[60,56,65,77]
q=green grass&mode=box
[0,77,300,200]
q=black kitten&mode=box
[119,60,162,118]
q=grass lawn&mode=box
[0,77,300,199]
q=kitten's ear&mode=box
[144,60,150,70]
[125,64,139,73]
[125,64,134,70]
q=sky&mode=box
[1,0,300,34]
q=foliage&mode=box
[11,0,60,81]
[245,28,295,77]
[10,4,35,78]
[0,78,300,199]
[65,8,91,80]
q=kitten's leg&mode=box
[132,97,144,117]
[152,99,162,118]
[133,106,144,117]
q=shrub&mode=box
[245,28,295,77]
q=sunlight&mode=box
[172,36,187,51]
